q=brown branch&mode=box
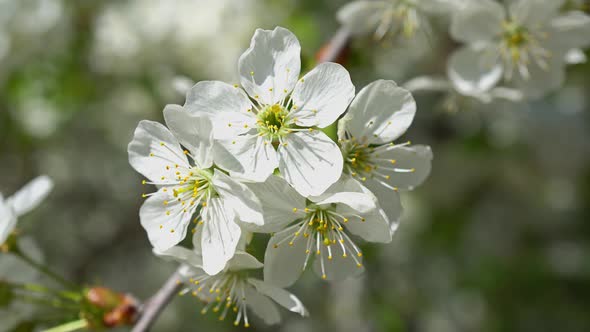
[130,268,183,332]
[316,27,351,64]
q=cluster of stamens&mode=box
[339,136,415,191]
[225,72,317,148]
[375,0,423,41]
[497,20,551,80]
[256,104,291,141]
[274,206,366,280]
[179,272,252,328]
[142,142,215,234]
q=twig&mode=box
[316,27,351,64]
[131,268,183,332]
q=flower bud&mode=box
[84,287,139,328]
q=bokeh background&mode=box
[1,0,590,331]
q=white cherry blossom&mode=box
[449,0,590,99]
[155,246,307,327]
[404,75,524,106]
[247,175,391,287]
[1,176,53,249]
[128,106,263,275]
[337,80,432,222]
[337,0,456,41]
[184,27,354,197]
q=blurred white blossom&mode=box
[404,76,524,105]
[91,0,262,81]
[0,176,53,247]
[449,0,590,99]
[337,0,455,42]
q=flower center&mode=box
[499,21,550,79]
[142,143,218,234]
[343,141,374,177]
[274,205,365,280]
[171,170,213,200]
[339,137,415,190]
[393,1,419,37]
[186,272,252,328]
[502,22,530,60]
[256,104,290,141]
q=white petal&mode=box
[372,145,433,190]
[7,175,53,217]
[564,48,587,65]
[363,178,403,231]
[248,278,308,317]
[310,176,376,213]
[338,204,392,243]
[244,175,306,233]
[263,225,307,288]
[153,246,203,268]
[336,1,389,36]
[128,120,190,183]
[289,62,355,128]
[200,198,241,275]
[245,286,282,325]
[183,81,256,140]
[548,11,590,54]
[403,76,452,93]
[185,81,252,115]
[344,80,416,144]
[0,196,17,245]
[509,0,564,29]
[237,231,253,252]
[212,169,263,225]
[227,251,263,271]
[163,105,214,169]
[214,135,278,182]
[171,76,194,96]
[312,243,364,281]
[448,46,503,96]
[139,189,193,251]
[511,58,565,99]
[489,87,524,102]
[450,0,505,43]
[238,27,301,105]
[279,131,343,197]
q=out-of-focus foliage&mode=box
[1,0,589,331]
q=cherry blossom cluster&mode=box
[128,26,432,327]
[339,0,590,102]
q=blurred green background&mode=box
[1,0,590,331]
